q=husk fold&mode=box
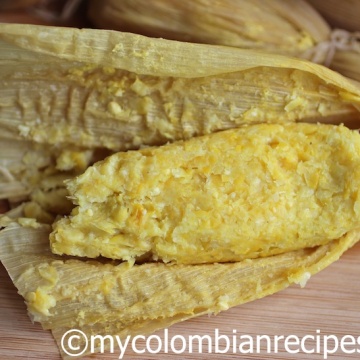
[0,135,105,218]
[87,0,360,82]
[0,217,359,359]
[88,0,330,55]
[1,23,360,152]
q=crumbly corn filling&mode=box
[50,123,360,264]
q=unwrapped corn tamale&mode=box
[51,123,360,264]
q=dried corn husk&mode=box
[88,0,330,56]
[87,0,360,82]
[332,36,360,81]
[308,0,360,32]
[0,137,68,201]
[0,137,88,199]
[1,24,360,152]
[303,29,360,82]
[0,136,112,221]
[50,123,360,264]
[0,137,36,201]
[0,217,358,359]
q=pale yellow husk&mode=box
[0,135,111,220]
[332,49,360,83]
[88,0,330,55]
[0,218,359,359]
[0,136,113,227]
[87,0,360,82]
[1,23,360,153]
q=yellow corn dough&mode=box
[50,123,360,264]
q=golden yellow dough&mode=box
[50,123,360,264]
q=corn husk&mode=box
[87,0,360,82]
[303,29,360,82]
[0,137,36,201]
[0,137,70,202]
[88,0,330,56]
[0,216,358,359]
[308,0,360,32]
[332,39,360,81]
[1,24,360,152]
[0,135,112,220]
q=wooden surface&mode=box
[1,241,359,360]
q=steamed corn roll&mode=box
[50,123,360,264]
